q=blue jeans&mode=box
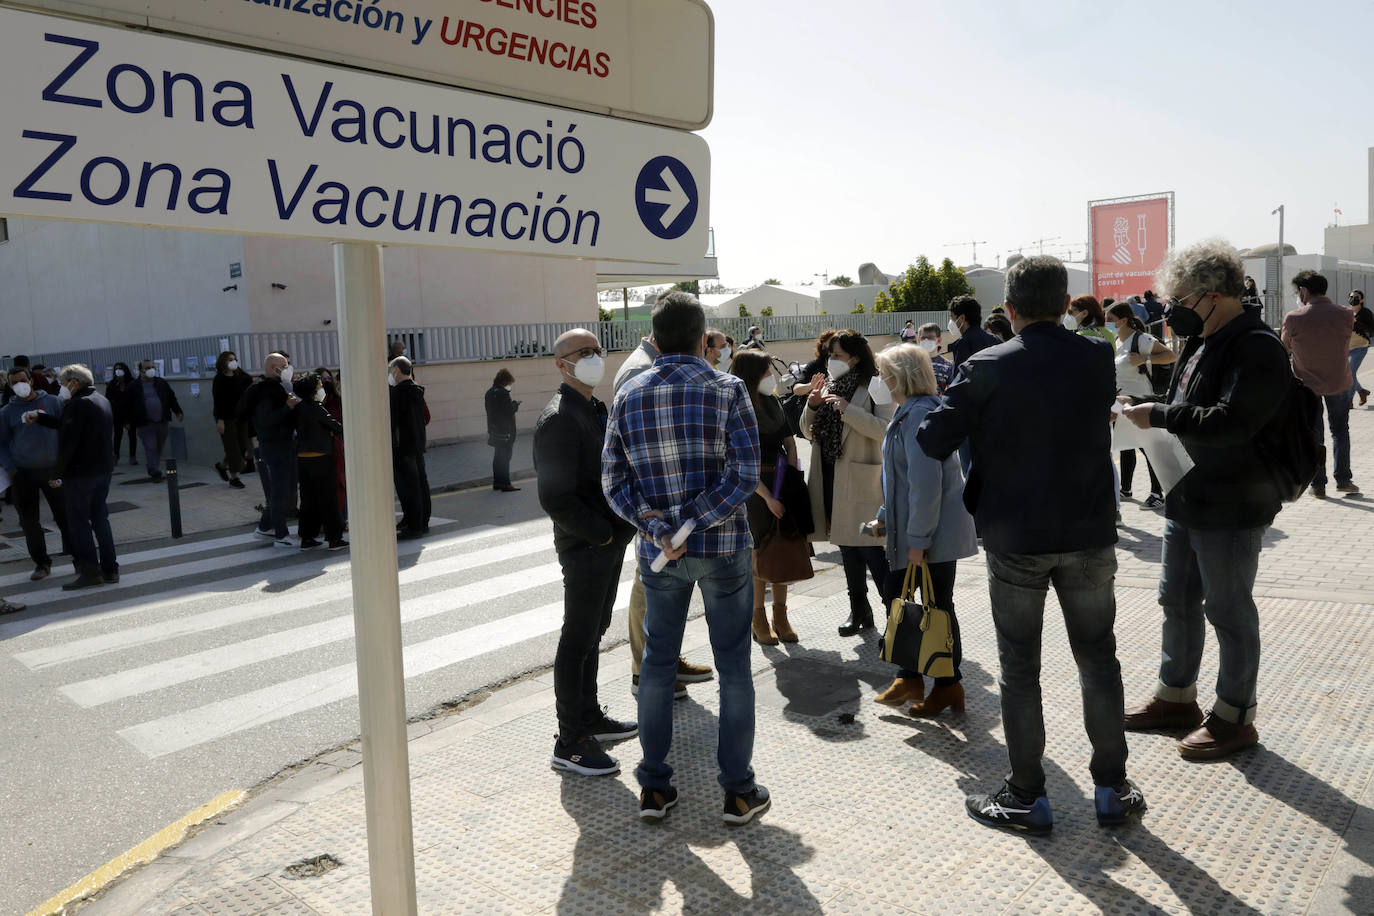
[63,474,118,579]
[986,548,1128,796]
[1155,519,1263,725]
[1351,347,1368,399]
[637,549,756,794]
[1312,393,1352,487]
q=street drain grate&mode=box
[282,854,343,879]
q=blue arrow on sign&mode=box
[635,156,698,241]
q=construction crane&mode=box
[944,240,988,265]
[1014,236,1062,256]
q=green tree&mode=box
[738,303,751,317]
[672,280,700,295]
[763,278,781,285]
[879,255,972,312]
[850,302,866,314]
[597,306,614,322]
[830,274,855,287]
[759,306,774,316]
[937,257,974,305]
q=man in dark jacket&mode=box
[0,367,72,579]
[918,256,1142,835]
[389,357,430,539]
[536,329,637,776]
[238,353,300,545]
[484,368,520,492]
[130,359,183,480]
[946,295,1000,369]
[29,364,118,590]
[1120,239,1289,761]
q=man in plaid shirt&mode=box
[602,291,770,826]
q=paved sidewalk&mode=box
[73,407,1374,914]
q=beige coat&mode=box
[801,384,893,547]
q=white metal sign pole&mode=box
[333,240,418,915]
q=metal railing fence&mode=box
[1,311,943,377]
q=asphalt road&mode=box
[0,486,664,915]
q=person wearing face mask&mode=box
[129,359,183,481]
[212,351,252,489]
[292,372,347,550]
[703,328,730,370]
[105,362,138,467]
[916,323,954,394]
[791,329,839,397]
[800,329,893,637]
[388,338,408,362]
[0,367,73,580]
[314,368,347,519]
[1105,302,1176,508]
[1349,290,1373,407]
[740,326,765,351]
[25,364,119,590]
[1119,240,1291,762]
[863,343,976,716]
[535,328,639,776]
[389,356,431,539]
[1067,296,1116,348]
[484,368,521,492]
[730,349,812,645]
[1281,271,1360,498]
[946,296,998,370]
[238,352,302,547]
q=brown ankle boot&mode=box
[771,604,798,643]
[875,676,924,707]
[752,607,778,645]
[907,682,965,718]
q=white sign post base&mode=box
[333,241,418,915]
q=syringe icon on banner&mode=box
[1137,213,1148,265]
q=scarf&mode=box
[812,369,864,463]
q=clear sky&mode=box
[698,0,1374,288]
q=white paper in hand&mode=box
[650,520,695,572]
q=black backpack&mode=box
[1242,329,1321,502]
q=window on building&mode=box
[0,218,8,244]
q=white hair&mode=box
[1155,238,1245,299]
[60,363,95,387]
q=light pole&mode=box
[1271,205,1285,317]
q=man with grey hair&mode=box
[26,364,119,590]
[918,255,1142,835]
[1120,239,1290,760]
[238,353,301,547]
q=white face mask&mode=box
[58,384,72,401]
[387,372,397,387]
[143,367,157,378]
[114,369,125,378]
[757,375,778,397]
[1293,293,1304,308]
[280,365,294,384]
[947,317,961,337]
[918,338,938,354]
[1061,313,1080,331]
[868,375,893,406]
[504,384,513,392]
[571,354,606,387]
[827,357,850,380]
[313,387,326,402]
[718,345,731,365]
[227,360,239,371]
[12,382,33,399]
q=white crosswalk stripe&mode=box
[2,517,635,760]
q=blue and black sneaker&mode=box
[965,783,1053,836]
[1094,779,1147,826]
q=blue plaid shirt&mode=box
[602,354,761,562]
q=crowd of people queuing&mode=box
[531,238,1366,835]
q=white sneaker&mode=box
[273,537,296,548]
[252,528,275,539]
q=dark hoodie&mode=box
[390,378,427,456]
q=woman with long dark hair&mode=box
[212,351,253,488]
[485,367,520,492]
[730,349,813,644]
[106,361,137,465]
[1106,303,1176,508]
[800,329,893,635]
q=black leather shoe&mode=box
[837,610,874,637]
[62,574,106,591]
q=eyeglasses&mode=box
[557,346,604,360]
[1165,290,1205,310]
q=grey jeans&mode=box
[986,547,1129,796]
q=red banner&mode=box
[1090,196,1171,300]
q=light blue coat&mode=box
[876,394,977,568]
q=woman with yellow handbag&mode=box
[864,343,977,717]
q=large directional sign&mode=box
[0,5,711,263]
[8,0,714,130]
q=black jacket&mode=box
[1145,310,1288,530]
[212,371,253,422]
[390,379,427,456]
[1354,305,1374,344]
[949,325,1000,369]
[129,377,183,426]
[485,385,518,439]
[104,377,133,422]
[35,387,114,479]
[916,321,1118,556]
[533,384,635,552]
[238,377,295,444]
[295,401,343,455]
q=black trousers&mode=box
[821,456,889,615]
[492,438,514,487]
[11,466,70,567]
[64,474,118,579]
[881,560,962,686]
[1119,449,1161,496]
[113,420,136,459]
[554,540,629,739]
[394,453,431,532]
[297,455,344,542]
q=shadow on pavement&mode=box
[758,645,888,742]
